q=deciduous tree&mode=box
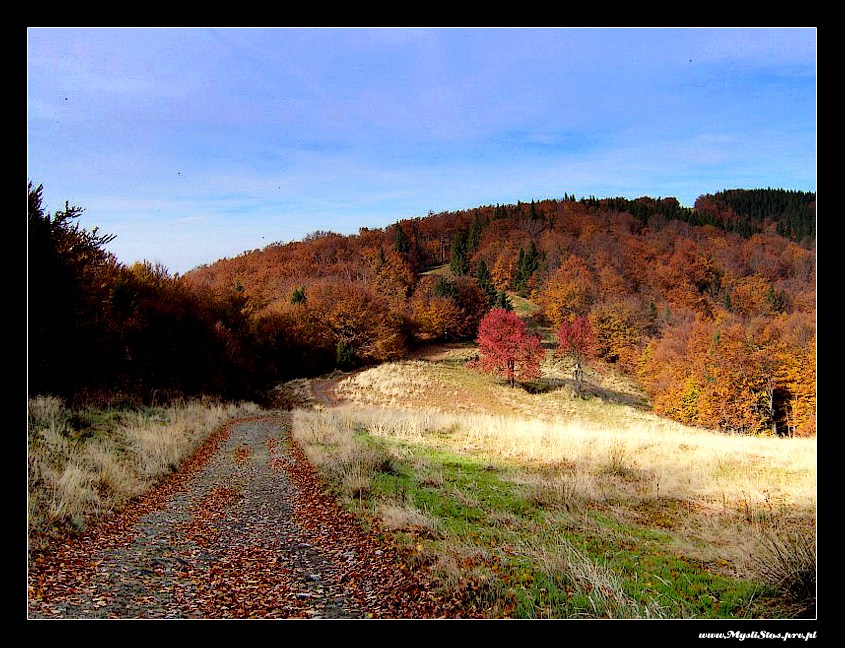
[410,275,486,341]
[540,254,597,328]
[28,181,120,396]
[588,300,641,370]
[472,308,544,388]
[556,315,595,394]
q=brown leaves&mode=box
[234,444,252,464]
[172,549,307,619]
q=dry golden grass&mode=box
[27,396,262,539]
[376,500,440,535]
[337,350,649,422]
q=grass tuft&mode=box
[750,526,816,617]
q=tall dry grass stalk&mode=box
[748,524,817,616]
[292,407,396,500]
[27,396,261,539]
[516,525,670,619]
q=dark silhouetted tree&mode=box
[28,181,119,397]
[513,240,542,295]
[450,229,470,276]
[475,259,497,306]
[494,290,514,311]
[393,223,410,254]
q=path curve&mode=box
[27,414,461,619]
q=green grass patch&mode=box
[368,444,535,533]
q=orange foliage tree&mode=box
[409,275,487,342]
[367,247,417,307]
[299,279,409,368]
[638,316,711,427]
[639,311,816,436]
[539,254,597,328]
[656,237,722,318]
[588,299,641,371]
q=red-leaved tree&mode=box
[557,315,595,394]
[472,308,544,388]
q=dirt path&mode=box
[27,414,461,619]
[311,378,343,408]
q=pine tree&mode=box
[467,212,487,253]
[393,223,410,254]
[434,275,458,299]
[494,290,514,311]
[475,259,497,306]
[513,240,542,295]
[450,229,470,276]
[291,286,307,305]
[336,339,357,369]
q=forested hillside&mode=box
[29,182,816,437]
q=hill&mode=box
[28,180,815,437]
[27,340,817,620]
[183,188,816,437]
[27,182,818,620]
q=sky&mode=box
[27,27,817,275]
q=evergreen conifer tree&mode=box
[494,290,514,311]
[475,259,497,306]
[393,223,410,254]
[450,229,470,276]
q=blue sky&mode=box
[27,27,817,275]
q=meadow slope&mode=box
[285,341,816,619]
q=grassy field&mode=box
[290,345,816,619]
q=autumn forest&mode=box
[28,182,816,439]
